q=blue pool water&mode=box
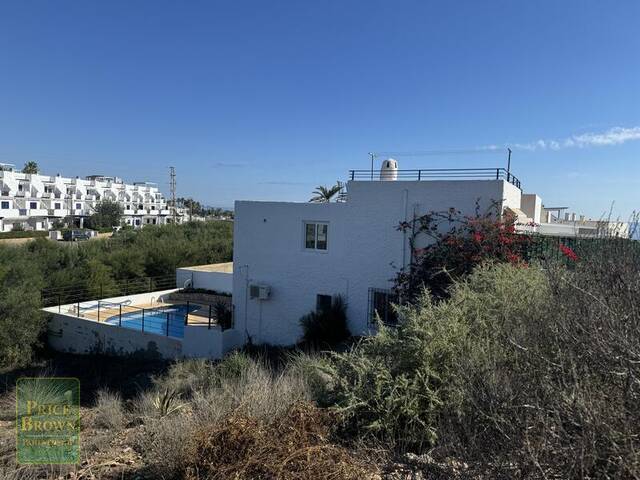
[106,304,199,338]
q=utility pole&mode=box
[507,148,512,182]
[368,152,375,180]
[169,166,177,224]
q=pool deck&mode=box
[80,301,218,326]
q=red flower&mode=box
[506,252,521,264]
[472,232,484,243]
[559,244,579,262]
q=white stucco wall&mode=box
[176,268,233,293]
[182,325,244,358]
[521,193,542,224]
[47,313,182,359]
[233,201,349,345]
[233,179,520,346]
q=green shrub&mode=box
[213,301,233,329]
[299,295,350,347]
[0,256,45,370]
[322,257,640,478]
[0,230,47,239]
[326,263,547,454]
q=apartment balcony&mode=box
[160,209,171,215]
[28,209,49,216]
[123,209,135,215]
[135,209,146,215]
[0,209,22,218]
[146,209,159,215]
[47,209,69,217]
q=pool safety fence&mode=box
[64,298,234,335]
[41,274,178,309]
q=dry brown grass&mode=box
[185,402,375,480]
[92,389,125,431]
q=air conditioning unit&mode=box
[249,284,271,300]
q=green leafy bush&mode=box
[0,256,45,369]
[323,258,640,478]
[0,222,232,372]
[213,301,233,329]
[299,295,350,347]
[0,230,47,239]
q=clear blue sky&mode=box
[1,1,638,218]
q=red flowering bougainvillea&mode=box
[559,244,579,262]
[395,201,535,300]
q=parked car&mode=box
[63,229,91,242]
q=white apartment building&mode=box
[0,164,186,232]
[231,160,630,347]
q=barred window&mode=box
[368,288,399,326]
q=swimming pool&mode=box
[105,304,199,338]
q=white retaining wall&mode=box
[182,325,244,358]
[176,269,233,294]
[48,313,182,359]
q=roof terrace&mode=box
[348,167,522,189]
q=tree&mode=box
[86,200,123,230]
[22,161,39,174]
[309,183,342,203]
[177,197,202,218]
[0,257,45,369]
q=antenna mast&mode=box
[368,152,376,180]
[169,166,177,224]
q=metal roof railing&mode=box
[348,168,522,189]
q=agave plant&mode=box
[152,389,184,417]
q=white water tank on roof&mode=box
[379,158,398,181]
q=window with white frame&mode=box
[29,202,37,209]
[1,201,9,209]
[304,222,328,250]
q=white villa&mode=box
[45,160,631,359]
[232,160,630,346]
[0,163,186,232]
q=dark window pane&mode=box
[316,224,328,250]
[371,289,399,326]
[305,223,316,249]
[316,294,332,314]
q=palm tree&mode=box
[309,183,342,203]
[22,161,39,174]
